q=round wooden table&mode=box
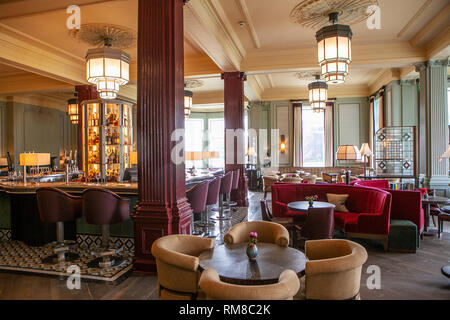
[287,201,335,212]
[198,243,306,285]
[422,196,450,236]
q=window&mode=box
[208,118,224,168]
[302,106,325,167]
[185,118,204,168]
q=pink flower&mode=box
[249,232,258,238]
[314,195,319,200]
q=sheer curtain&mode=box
[324,102,334,167]
[293,103,303,167]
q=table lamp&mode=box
[438,145,450,161]
[130,151,138,166]
[20,152,50,184]
[185,151,203,175]
[336,145,361,185]
[360,143,372,180]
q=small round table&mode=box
[287,201,335,212]
[422,196,450,236]
[198,243,306,285]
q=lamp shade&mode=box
[202,151,219,159]
[336,145,361,161]
[360,143,372,156]
[246,147,256,156]
[316,13,352,84]
[67,98,79,124]
[185,151,203,161]
[130,151,138,165]
[86,47,130,100]
[439,145,450,161]
[20,153,50,166]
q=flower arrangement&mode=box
[305,195,319,207]
[341,169,346,175]
[248,232,258,247]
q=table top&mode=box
[198,243,306,285]
[287,201,335,212]
[422,196,450,205]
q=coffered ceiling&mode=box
[0,0,448,110]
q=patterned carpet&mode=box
[0,240,133,284]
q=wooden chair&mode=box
[438,206,450,238]
[321,172,335,183]
[293,206,335,249]
[260,199,295,246]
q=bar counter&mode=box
[0,171,221,246]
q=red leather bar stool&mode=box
[197,176,221,237]
[228,169,240,212]
[36,187,82,264]
[186,180,209,236]
[211,171,233,221]
[82,188,130,268]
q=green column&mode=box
[416,59,449,190]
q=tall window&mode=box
[185,118,204,168]
[302,106,325,167]
[208,118,224,168]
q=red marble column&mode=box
[75,85,98,170]
[223,72,249,207]
[131,0,192,274]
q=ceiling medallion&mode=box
[290,0,378,29]
[184,79,205,89]
[69,23,137,49]
[295,71,321,81]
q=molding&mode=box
[185,0,246,71]
[235,0,261,49]
[410,2,450,46]
[261,85,369,101]
[242,42,426,73]
[0,72,72,95]
[397,0,433,38]
[425,25,450,60]
[0,93,67,111]
[368,69,401,95]
[192,90,224,105]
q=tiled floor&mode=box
[0,190,449,300]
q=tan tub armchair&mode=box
[151,234,215,300]
[303,239,368,300]
[224,221,290,247]
[262,175,279,198]
[199,268,300,300]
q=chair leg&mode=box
[264,191,267,199]
[383,238,388,252]
[431,215,436,227]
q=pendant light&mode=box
[67,92,79,124]
[184,90,193,118]
[316,12,352,84]
[308,75,328,113]
[85,38,130,99]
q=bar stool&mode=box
[82,188,130,268]
[211,171,233,221]
[228,169,240,212]
[186,180,209,236]
[197,176,221,237]
[36,187,82,264]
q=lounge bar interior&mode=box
[0,0,449,306]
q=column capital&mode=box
[221,71,247,81]
[415,59,449,72]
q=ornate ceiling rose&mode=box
[295,71,321,81]
[69,23,137,49]
[184,79,205,89]
[290,0,379,29]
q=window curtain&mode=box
[369,96,374,168]
[293,103,302,167]
[324,102,334,167]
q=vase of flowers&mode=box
[246,232,258,260]
[305,195,319,207]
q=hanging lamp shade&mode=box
[85,45,130,100]
[184,90,193,118]
[67,98,79,124]
[316,12,352,84]
[308,76,328,113]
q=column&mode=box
[223,72,249,207]
[131,0,191,274]
[416,60,449,190]
[75,85,98,170]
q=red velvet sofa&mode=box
[271,183,392,250]
[354,179,390,189]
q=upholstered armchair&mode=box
[151,234,215,300]
[303,239,368,300]
[262,175,279,198]
[199,268,300,300]
[224,221,290,247]
[280,177,303,184]
[302,175,317,184]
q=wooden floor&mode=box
[0,190,449,300]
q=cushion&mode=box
[327,193,350,213]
